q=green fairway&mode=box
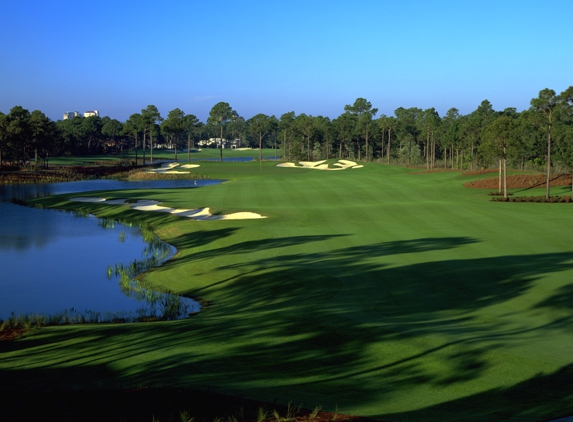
[46,148,278,166]
[3,162,573,421]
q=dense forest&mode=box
[1,87,572,179]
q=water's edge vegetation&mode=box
[0,205,201,338]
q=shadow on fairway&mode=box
[535,282,573,311]
[2,236,573,421]
[383,363,573,421]
[174,233,351,264]
[166,227,240,250]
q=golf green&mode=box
[2,161,573,421]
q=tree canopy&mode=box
[3,88,573,179]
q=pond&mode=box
[0,179,221,322]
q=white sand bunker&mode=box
[276,159,362,170]
[146,162,200,173]
[70,198,266,221]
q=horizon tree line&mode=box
[1,87,572,198]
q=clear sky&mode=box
[1,0,571,122]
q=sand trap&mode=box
[70,198,266,221]
[276,160,362,170]
[299,160,327,167]
[144,162,193,173]
[146,162,201,173]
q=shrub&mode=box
[491,195,573,203]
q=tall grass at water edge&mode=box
[0,219,197,339]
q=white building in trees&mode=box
[63,111,80,120]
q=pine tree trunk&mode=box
[425,143,428,169]
[408,141,411,165]
[387,129,391,164]
[142,134,146,165]
[546,133,551,199]
[503,156,508,199]
[150,131,154,164]
[498,159,502,194]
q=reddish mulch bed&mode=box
[0,328,25,341]
[0,388,372,422]
[462,169,499,176]
[464,173,572,189]
[0,165,144,184]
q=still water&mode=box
[0,179,220,321]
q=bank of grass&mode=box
[46,147,276,166]
[3,161,573,421]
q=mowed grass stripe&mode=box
[8,162,573,422]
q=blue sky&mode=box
[1,0,571,122]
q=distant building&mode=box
[63,110,99,119]
[198,138,240,149]
[63,111,80,120]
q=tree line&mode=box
[1,87,572,195]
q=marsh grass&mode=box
[0,168,86,184]
[1,308,136,330]
[272,402,302,422]
[179,410,195,422]
[257,407,268,422]
[103,222,197,321]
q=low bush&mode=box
[491,195,572,203]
